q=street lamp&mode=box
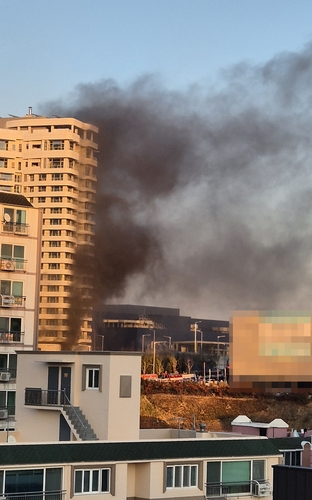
[141,334,150,352]
[163,335,171,348]
[217,335,225,381]
[150,330,156,374]
[194,321,201,353]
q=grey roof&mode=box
[0,439,281,466]
[0,192,33,207]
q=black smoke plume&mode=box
[42,42,312,332]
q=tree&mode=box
[186,358,194,374]
[168,355,178,374]
[141,354,153,374]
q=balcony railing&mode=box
[0,331,24,343]
[0,295,26,308]
[25,389,68,407]
[2,222,29,235]
[206,480,271,497]
[0,258,27,272]
[4,490,66,500]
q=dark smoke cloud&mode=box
[42,42,312,320]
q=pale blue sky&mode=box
[2,0,312,116]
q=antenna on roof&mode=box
[28,107,33,116]
[8,114,19,118]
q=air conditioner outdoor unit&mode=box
[0,296,15,307]
[258,483,271,497]
[0,260,15,272]
[0,372,10,382]
[0,410,8,419]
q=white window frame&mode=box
[166,464,198,489]
[86,368,100,389]
[74,468,110,494]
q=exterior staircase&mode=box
[61,404,98,441]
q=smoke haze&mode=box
[42,42,312,320]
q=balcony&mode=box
[0,259,27,272]
[2,222,29,235]
[4,491,66,500]
[25,389,66,407]
[0,295,26,308]
[206,480,271,497]
[0,331,24,343]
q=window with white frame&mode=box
[86,368,100,389]
[166,464,198,488]
[74,468,110,494]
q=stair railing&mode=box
[62,390,88,438]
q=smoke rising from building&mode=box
[42,42,312,320]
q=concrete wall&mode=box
[15,351,141,442]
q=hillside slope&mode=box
[140,394,312,432]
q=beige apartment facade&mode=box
[0,111,98,350]
[0,192,42,424]
[10,350,280,499]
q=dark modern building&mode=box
[93,304,229,361]
[272,464,312,500]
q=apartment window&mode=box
[166,465,198,488]
[38,197,46,203]
[3,208,26,231]
[0,390,16,416]
[48,275,62,281]
[51,185,63,191]
[50,219,61,225]
[50,230,61,236]
[39,174,47,181]
[51,208,62,214]
[48,263,60,269]
[1,244,25,270]
[29,174,34,181]
[46,319,59,326]
[47,286,59,292]
[49,241,61,247]
[51,197,63,203]
[0,280,23,297]
[206,460,265,496]
[38,186,46,192]
[51,173,63,181]
[47,297,59,303]
[0,141,7,150]
[49,158,64,168]
[48,252,61,258]
[65,253,73,259]
[284,451,301,466]
[0,159,8,168]
[82,366,101,390]
[50,140,64,150]
[0,318,22,342]
[74,468,110,494]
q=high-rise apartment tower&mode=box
[0,110,98,350]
